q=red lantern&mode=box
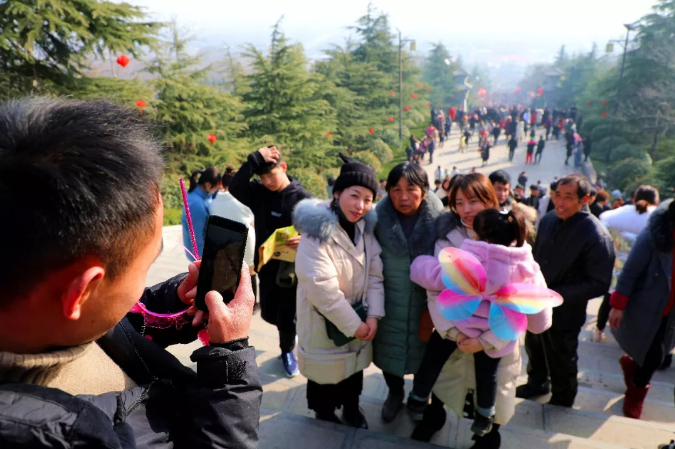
[478,88,487,97]
[537,87,543,94]
[412,93,418,99]
[586,101,591,106]
[404,106,410,111]
[602,112,607,118]
[388,116,394,122]
[327,132,332,137]
[136,99,146,109]
[417,84,422,88]
[426,103,431,107]
[208,133,217,143]
[369,128,374,134]
[116,54,130,68]
[390,90,395,95]
[514,86,522,93]
[602,100,607,105]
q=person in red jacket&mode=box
[448,106,457,122]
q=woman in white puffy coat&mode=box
[293,155,384,429]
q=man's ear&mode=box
[280,162,288,173]
[580,194,591,207]
[61,266,105,320]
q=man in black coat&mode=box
[0,98,262,448]
[517,174,614,407]
[230,146,312,378]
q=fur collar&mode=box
[647,199,674,251]
[375,192,444,257]
[435,210,462,240]
[293,199,377,243]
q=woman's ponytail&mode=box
[506,210,527,248]
[188,170,201,193]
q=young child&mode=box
[408,208,553,436]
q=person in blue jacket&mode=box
[181,168,221,258]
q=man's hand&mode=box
[458,338,483,354]
[204,267,255,343]
[178,261,210,327]
[609,308,623,330]
[363,317,378,341]
[177,261,200,305]
[258,146,280,164]
[286,235,301,250]
[354,322,370,340]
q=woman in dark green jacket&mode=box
[373,162,444,423]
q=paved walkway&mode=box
[423,125,576,192]
[148,126,675,447]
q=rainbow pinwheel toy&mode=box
[437,247,563,342]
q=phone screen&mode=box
[195,217,247,310]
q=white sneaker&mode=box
[592,328,606,343]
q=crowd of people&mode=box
[407,104,593,169]
[1,97,674,449]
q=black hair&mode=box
[221,165,236,189]
[634,185,659,214]
[489,170,511,186]
[188,167,221,193]
[385,162,429,194]
[557,174,592,200]
[473,208,527,248]
[590,187,598,197]
[254,151,283,176]
[529,184,539,190]
[0,98,163,302]
[327,176,335,187]
[550,180,559,192]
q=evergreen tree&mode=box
[0,0,161,96]
[614,0,675,159]
[148,23,247,166]
[242,20,335,169]
[422,43,461,108]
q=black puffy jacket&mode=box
[533,207,615,329]
[0,275,263,448]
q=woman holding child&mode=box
[408,174,554,449]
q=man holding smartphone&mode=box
[0,98,262,448]
[231,146,312,377]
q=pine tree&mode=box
[422,43,460,107]
[614,0,675,159]
[148,23,247,167]
[241,20,335,169]
[0,0,161,96]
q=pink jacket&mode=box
[411,239,553,358]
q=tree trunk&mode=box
[650,130,659,158]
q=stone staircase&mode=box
[166,297,675,448]
[155,226,675,448]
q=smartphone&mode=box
[195,215,248,311]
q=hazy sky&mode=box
[127,0,656,64]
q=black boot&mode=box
[381,389,404,423]
[315,409,341,424]
[411,399,446,442]
[471,423,501,449]
[342,404,368,429]
[471,413,495,437]
[659,353,672,370]
[516,380,550,399]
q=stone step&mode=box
[259,406,446,449]
[522,342,675,387]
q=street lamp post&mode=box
[397,29,415,140]
[606,23,637,162]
